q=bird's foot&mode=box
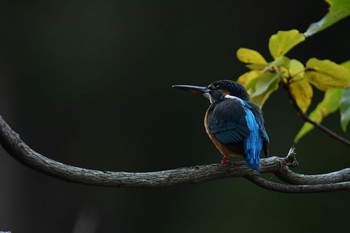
[220,156,231,165]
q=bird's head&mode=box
[173,80,249,103]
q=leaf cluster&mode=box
[236,0,350,143]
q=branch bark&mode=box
[1,114,350,192]
[247,175,350,193]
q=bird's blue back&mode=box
[207,96,268,170]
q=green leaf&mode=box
[339,61,350,131]
[305,58,350,90]
[289,79,313,112]
[340,88,350,131]
[305,0,350,37]
[246,63,266,70]
[252,75,279,98]
[269,30,305,58]
[237,48,267,65]
[264,56,290,72]
[294,88,344,143]
[247,73,281,108]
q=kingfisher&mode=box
[173,80,269,170]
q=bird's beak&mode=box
[172,84,212,102]
[172,84,209,95]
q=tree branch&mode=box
[246,175,350,193]
[1,114,350,192]
[275,166,350,185]
[283,82,350,147]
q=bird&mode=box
[172,80,269,170]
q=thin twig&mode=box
[283,82,350,147]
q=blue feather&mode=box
[242,103,262,170]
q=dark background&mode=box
[1,0,350,232]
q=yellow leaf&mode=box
[341,60,350,69]
[294,88,343,143]
[289,59,305,78]
[307,58,350,80]
[269,30,305,58]
[289,79,313,112]
[305,71,350,91]
[237,70,261,86]
[236,48,267,65]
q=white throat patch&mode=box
[224,94,240,100]
[203,92,214,103]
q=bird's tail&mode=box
[245,154,260,170]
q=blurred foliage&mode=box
[236,0,350,143]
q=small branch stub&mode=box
[285,146,298,167]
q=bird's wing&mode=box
[207,99,250,154]
[247,102,270,156]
